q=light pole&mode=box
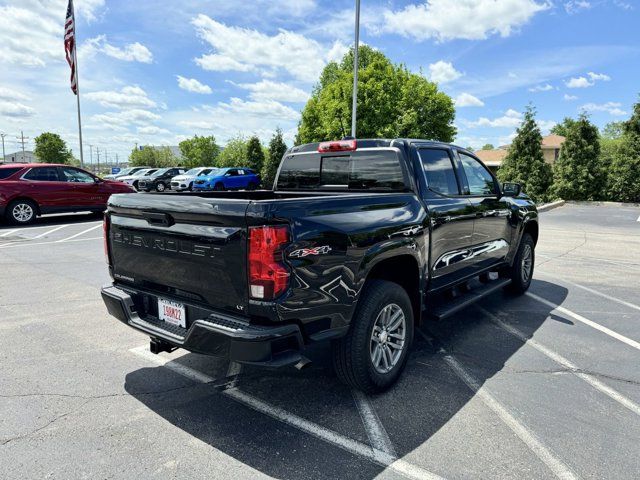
[351,0,361,138]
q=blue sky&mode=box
[0,0,638,165]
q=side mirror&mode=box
[94,177,103,184]
[502,182,521,197]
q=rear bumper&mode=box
[101,285,304,367]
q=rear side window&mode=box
[23,167,60,182]
[277,151,406,191]
[418,149,459,195]
[0,167,22,180]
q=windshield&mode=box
[201,168,220,176]
[185,168,201,175]
[152,168,169,176]
[116,168,132,176]
[133,169,150,177]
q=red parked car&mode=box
[0,163,135,225]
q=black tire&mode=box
[188,182,193,191]
[6,199,38,225]
[332,280,414,394]
[156,182,166,192]
[247,182,258,191]
[214,182,225,191]
[506,233,535,294]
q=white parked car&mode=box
[118,168,159,190]
[103,166,150,181]
[170,167,219,191]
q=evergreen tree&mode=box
[246,135,265,173]
[607,98,640,202]
[552,113,603,200]
[550,117,577,137]
[263,128,288,188]
[497,105,552,202]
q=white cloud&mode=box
[234,80,310,103]
[208,98,300,122]
[177,76,212,94]
[381,0,549,42]
[564,94,578,101]
[537,119,557,132]
[565,76,592,88]
[102,42,153,63]
[564,1,591,14]
[428,61,463,84]
[455,93,484,107]
[587,71,611,82]
[0,0,105,67]
[137,126,171,135]
[581,102,627,116]
[192,15,346,83]
[0,99,35,117]
[85,85,157,109]
[528,83,554,92]
[0,86,31,102]
[566,71,610,88]
[469,109,523,128]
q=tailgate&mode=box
[107,194,250,314]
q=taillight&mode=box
[248,225,290,300]
[318,139,357,152]
[103,214,111,266]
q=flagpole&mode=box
[73,43,85,168]
[351,0,360,138]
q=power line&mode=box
[16,131,29,159]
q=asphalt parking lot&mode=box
[1,202,639,479]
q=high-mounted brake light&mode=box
[318,140,357,153]
[248,225,290,300]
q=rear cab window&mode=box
[0,167,23,180]
[276,150,408,192]
[418,148,460,196]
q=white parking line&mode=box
[416,330,577,480]
[527,292,640,352]
[0,236,102,249]
[352,388,397,458]
[0,229,18,237]
[129,345,445,480]
[478,306,640,417]
[536,273,640,313]
[56,224,102,243]
[31,224,69,240]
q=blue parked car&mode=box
[192,167,260,191]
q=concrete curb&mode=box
[566,200,640,208]
[537,200,565,212]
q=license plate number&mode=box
[158,298,186,328]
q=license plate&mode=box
[158,298,186,328]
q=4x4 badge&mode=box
[289,245,332,258]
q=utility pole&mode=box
[351,0,361,138]
[89,144,93,171]
[0,133,6,163]
[116,153,119,168]
[16,131,29,161]
[96,147,100,173]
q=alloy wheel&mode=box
[12,203,34,223]
[370,303,406,374]
[521,244,533,283]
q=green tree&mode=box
[601,121,624,140]
[552,113,603,200]
[262,128,288,187]
[246,135,265,173]
[296,46,456,143]
[550,117,577,137]
[178,135,220,168]
[129,146,178,168]
[497,105,553,202]
[481,143,494,150]
[607,99,640,202]
[34,132,72,163]
[217,135,248,167]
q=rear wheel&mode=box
[188,182,193,191]
[214,182,225,191]
[156,182,166,192]
[247,182,258,190]
[506,233,535,294]
[332,280,414,394]
[7,199,37,225]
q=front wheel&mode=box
[7,199,38,225]
[214,182,225,191]
[332,280,414,394]
[506,233,535,294]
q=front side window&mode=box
[458,152,497,195]
[23,167,60,182]
[418,148,459,196]
[60,167,95,183]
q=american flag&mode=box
[64,0,77,95]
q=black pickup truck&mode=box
[102,139,538,393]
